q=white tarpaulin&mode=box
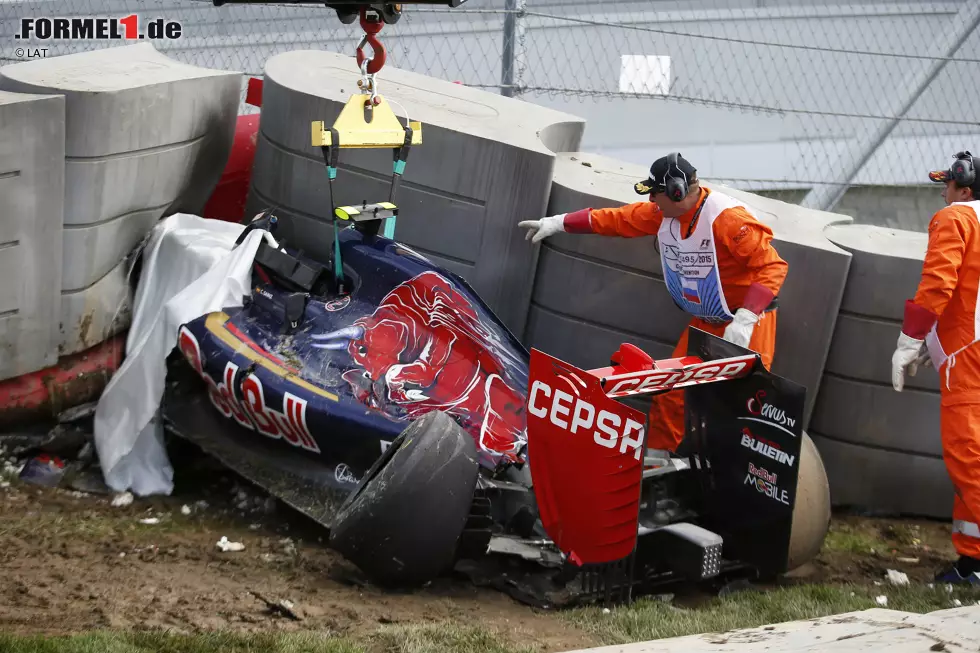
[93,213,277,496]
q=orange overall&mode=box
[904,200,980,559]
[564,186,788,451]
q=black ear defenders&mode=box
[664,152,689,202]
[951,151,976,188]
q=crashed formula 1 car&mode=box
[161,209,832,607]
[162,0,830,607]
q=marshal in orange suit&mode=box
[519,153,788,453]
[892,150,980,585]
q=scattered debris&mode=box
[931,643,946,651]
[217,536,245,552]
[896,556,919,564]
[139,518,160,525]
[111,492,134,507]
[66,466,111,495]
[249,590,302,621]
[76,442,96,464]
[953,599,962,607]
[18,454,66,487]
[57,402,97,424]
[31,424,92,460]
[875,596,888,606]
[602,608,611,615]
[885,570,910,586]
[181,505,192,516]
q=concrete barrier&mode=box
[244,49,586,335]
[541,153,853,427]
[813,224,951,518]
[561,605,980,653]
[0,43,242,356]
[0,90,65,381]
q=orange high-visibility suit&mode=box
[563,186,788,451]
[902,200,980,560]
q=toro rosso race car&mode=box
[163,0,830,604]
[161,209,832,608]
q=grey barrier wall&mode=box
[0,44,242,358]
[813,225,952,518]
[541,153,854,428]
[243,49,586,335]
[0,91,65,381]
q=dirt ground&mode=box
[0,446,594,653]
[0,435,961,652]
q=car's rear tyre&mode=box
[786,430,832,570]
[328,410,480,587]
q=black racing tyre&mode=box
[328,410,480,587]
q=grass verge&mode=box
[0,625,534,653]
[564,582,980,647]
[2,583,979,653]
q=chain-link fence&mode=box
[2,0,979,227]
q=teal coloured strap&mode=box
[382,216,397,239]
[333,219,343,279]
[393,160,406,175]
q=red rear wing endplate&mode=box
[525,345,759,566]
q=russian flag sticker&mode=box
[681,277,701,304]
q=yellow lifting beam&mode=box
[312,94,422,149]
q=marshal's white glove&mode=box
[519,214,566,243]
[723,308,759,349]
[892,332,930,392]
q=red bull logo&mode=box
[178,326,320,454]
[311,271,527,462]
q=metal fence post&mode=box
[501,0,526,98]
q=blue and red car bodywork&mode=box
[162,76,828,607]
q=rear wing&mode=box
[525,329,759,567]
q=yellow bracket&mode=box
[335,201,398,222]
[312,94,422,149]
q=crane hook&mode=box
[355,6,387,76]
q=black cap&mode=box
[929,151,979,196]
[635,153,698,195]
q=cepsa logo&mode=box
[15,16,182,41]
[604,357,754,398]
[740,389,797,436]
[528,380,645,460]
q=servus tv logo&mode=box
[739,388,797,437]
[15,16,183,41]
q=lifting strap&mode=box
[319,128,343,294]
[310,7,423,293]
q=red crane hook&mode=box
[356,7,387,75]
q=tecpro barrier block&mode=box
[814,224,951,518]
[59,257,133,358]
[0,90,65,381]
[0,43,242,355]
[542,153,853,427]
[244,49,585,335]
